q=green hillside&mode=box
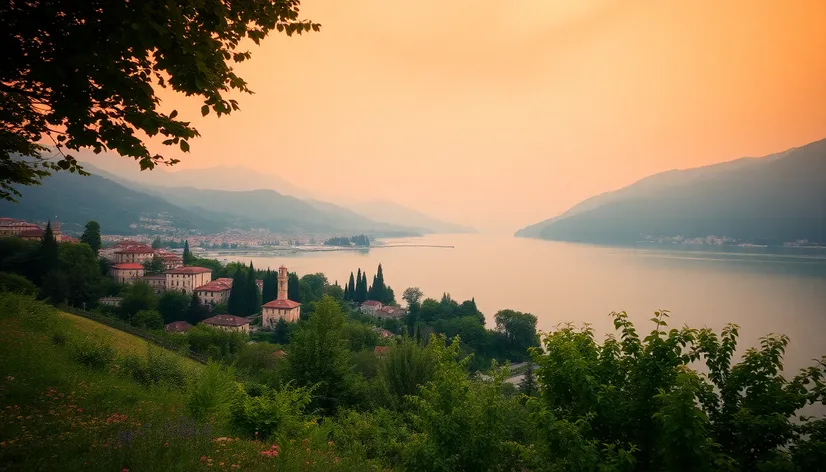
[517,138,826,245]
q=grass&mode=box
[0,293,371,472]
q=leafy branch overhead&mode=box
[0,0,319,201]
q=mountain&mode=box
[141,186,420,236]
[516,138,826,245]
[346,199,476,234]
[0,172,227,235]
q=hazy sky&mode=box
[144,0,826,233]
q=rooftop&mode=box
[262,299,302,309]
[166,266,212,275]
[112,263,145,270]
[203,314,249,327]
[164,321,194,333]
[115,246,154,254]
[362,300,382,307]
[195,278,233,292]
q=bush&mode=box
[188,362,239,422]
[69,336,116,370]
[122,347,189,388]
[131,309,164,330]
[51,331,68,346]
[0,271,38,296]
[230,382,315,440]
[187,324,248,361]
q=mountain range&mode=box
[516,138,826,245]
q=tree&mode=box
[0,272,37,296]
[261,269,278,304]
[227,268,248,317]
[403,287,423,307]
[355,269,363,301]
[79,221,101,254]
[183,240,195,265]
[132,309,164,330]
[519,363,537,398]
[287,296,354,414]
[143,255,165,275]
[158,291,191,324]
[357,271,369,303]
[245,261,259,314]
[288,272,300,302]
[1,0,319,201]
[187,293,211,324]
[151,237,163,249]
[368,263,389,304]
[35,221,59,282]
[347,272,356,301]
[494,309,538,356]
[120,282,157,318]
[56,242,101,306]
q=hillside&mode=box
[348,199,476,234]
[0,171,226,235]
[516,138,826,245]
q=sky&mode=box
[140,0,826,233]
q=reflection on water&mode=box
[204,234,826,379]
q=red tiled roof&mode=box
[158,253,182,260]
[112,263,145,270]
[18,228,45,237]
[164,321,193,333]
[203,314,249,327]
[262,299,301,309]
[62,236,80,243]
[166,266,212,275]
[195,278,233,292]
[362,300,382,307]
[374,346,390,355]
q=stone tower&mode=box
[277,265,288,300]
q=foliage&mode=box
[402,287,423,307]
[0,271,37,296]
[187,324,247,361]
[122,346,189,388]
[261,269,278,303]
[188,362,239,422]
[80,221,102,254]
[55,242,103,306]
[368,263,394,305]
[69,335,117,370]
[187,293,211,324]
[288,272,300,302]
[158,291,192,323]
[288,296,355,414]
[143,255,166,275]
[230,382,316,440]
[120,282,158,318]
[342,321,380,352]
[1,0,318,200]
[374,336,437,411]
[131,309,164,330]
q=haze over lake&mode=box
[206,234,826,372]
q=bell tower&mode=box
[277,265,288,300]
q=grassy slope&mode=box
[0,295,359,472]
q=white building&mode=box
[261,266,302,326]
[111,263,145,284]
[194,278,233,305]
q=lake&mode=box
[203,234,826,375]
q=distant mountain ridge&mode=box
[347,199,476,234]
[516,138,826,245]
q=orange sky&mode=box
[149,0,826,233]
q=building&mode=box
[360,300,383,315]
[202,314,250,333]
[165,266,212,294]
[156,251,183,270]
[99,297,123,307]
[164,321,193,333]
[261,265,302,326]
[376,305,408,320]
[114,245,155,264]
[374,327,394,338]
[111,263,145,284]
[141,274,167,294]
[0,218,39,237]
[194,278,233,305]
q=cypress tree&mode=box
[80,220,101,254]
[246,261,259,315]
[358,272,369,302]
[288,272,300,302]
[343,284,350,301]
[227,268,247,316]
[347,272,356,301]
[183,240,193,265]
[262,269,277,303]
[36,221,59,282]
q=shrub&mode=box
[70,336,116,370]
[188,362,239,422]
[122,347,189,388]
[0,271,38,296]
[131,309,164,330]
[51,331,69,346]
[230,382,315,440]
[187,324,247,361]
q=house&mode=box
[165,266,212,295]
[194,278,233,305]
[99,297,123,307]
[261,266,302,326]
[0,218,39,237]
[202,314,250,333]
[114,245,155,264]
[164,321,193,333]
[140,274,167,294]
[374,327,394,338]
[111,263,145,284]
[376,305,408,320]
[156,251,183,270]
[359,300,383,315]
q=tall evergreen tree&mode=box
[80,221,101,254]
[347,272,356,300]
[36,221,59,283]
[343,283,350,301]
[183,240,194,265]
[368,263,389,303]
[262,269,278,304]
[246,261,259,314]
[288,272,300,302]
[358,272,369,302]
[187,293,210,324]
[227,268,247,316]
[151,236,163,249]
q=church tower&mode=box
[277,265,288,300]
